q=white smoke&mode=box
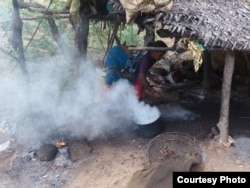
[0,50,161,145]
[159,103,201,121]
[0,0,161,145]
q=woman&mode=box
[134,40,168,100]
[105,40,168,101]
[104,43,131,86]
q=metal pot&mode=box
[133,108,164,138]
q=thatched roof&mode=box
[109,0,250,51]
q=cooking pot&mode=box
[132,107,164,138]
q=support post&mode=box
[203,49,212,97]
[217,50,235,147]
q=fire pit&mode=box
[56,140,68,149]
[147,132,201,163]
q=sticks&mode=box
[24,0,54,52]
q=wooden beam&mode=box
[128,47,174,51]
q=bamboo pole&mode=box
[128,47,174,51]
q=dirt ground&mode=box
[62,95,250,188]
[1,91,250,188]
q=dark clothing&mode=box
[139,53,156,74]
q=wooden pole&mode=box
[75,15,89,60]
[47,16,69,55]
[203,49,211,96]
[217,50,235,147]
[103,23,119,68]
[144,27,154,46]
[12,0,29,82]
[128,46,174,51]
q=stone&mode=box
[34,143,58,161]
[67,140,91,162]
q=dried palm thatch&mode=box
[179,38,203,72]
[110,0,250,51]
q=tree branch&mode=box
[27,7,69,15]
[23,0,54,52]
[22,15,69,20]
[0,47,18,60]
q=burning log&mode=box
[55,140,68,149]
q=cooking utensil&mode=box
[133,107,164,138]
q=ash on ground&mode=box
[1,142,74,188]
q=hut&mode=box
[105,0,250,147]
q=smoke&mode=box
[0,51,160,146]
[159,103,201,121]
[0,1,161,146]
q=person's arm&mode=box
[138,73,161,98]
[138,54,162,98]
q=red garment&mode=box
[133,75,145,100]
[133,53,156,100]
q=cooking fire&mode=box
[56,140,67,149]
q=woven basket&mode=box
[147,132,201,163]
